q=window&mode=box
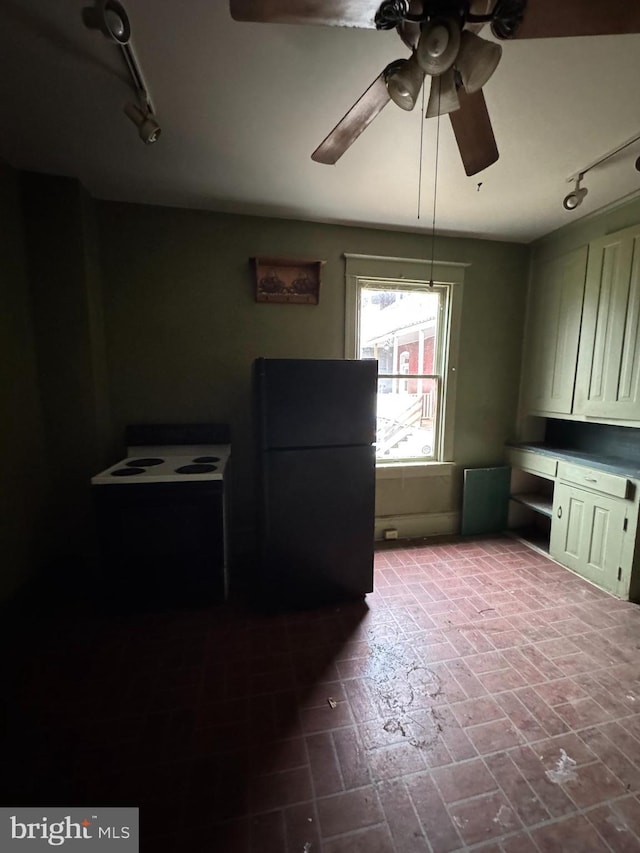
[345,255,464,464]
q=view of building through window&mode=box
[358,286,442,461]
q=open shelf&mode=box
[508,467,554,555]
[510,492,553,518]
[506,525,550,555]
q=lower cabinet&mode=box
[507,448,639,601]
[549,482,626,595]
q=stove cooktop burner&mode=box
[175,463,217,474]
[92,443,230,485]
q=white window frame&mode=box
[345,253,465,466]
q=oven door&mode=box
[93,481,224,606]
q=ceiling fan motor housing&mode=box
[373,0,527,38]
[416,17,461,75]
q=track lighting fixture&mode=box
[82,0,130,44]
[562,175,588,211]
[563,131,640,212]
[83,1,161,144]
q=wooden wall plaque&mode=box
[252,257,324,304]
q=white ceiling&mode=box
[1,0,640,242]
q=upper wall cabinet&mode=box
[574,224,640,420]
[523,246,588,415]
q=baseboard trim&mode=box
[375,512,460,541]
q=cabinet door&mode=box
[574,224,640,419]
[550,482,625,594]
[524,247,587,414]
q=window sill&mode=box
[375,461,456,480]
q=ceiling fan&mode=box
[229,0,640,176]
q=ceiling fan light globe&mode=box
[424,24,450,58]
[416,18,460,76]
[386,56,424,111]
[456,31,502,94]
[425,68,460,118]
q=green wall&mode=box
[21,174,111,571]
[97,202,530,551]
[6,168,639,601]
[0,168,532,602]
[0,170,114,604]
[0,162,47,599]
[6,166,636,602]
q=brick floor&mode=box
[2,536,640,851]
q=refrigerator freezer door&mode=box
[256,358,377,449]
[260,445,375,604]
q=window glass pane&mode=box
[376,378,438,460]
[359,288,440,376]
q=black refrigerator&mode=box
[254,357,378,607]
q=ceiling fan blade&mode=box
[311,73,390,165]
[448,86,498,176]
[229,0,379,27]
[505,0,640,38]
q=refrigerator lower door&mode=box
[260,445,375,605]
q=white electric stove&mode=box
[91,433,231,607]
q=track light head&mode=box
[82,1,130,44]
[563,175,588,211]
[124,103,161,144]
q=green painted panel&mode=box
[461,466,510,536]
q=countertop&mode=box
[507,442,640,480]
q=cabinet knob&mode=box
[557,506,563,519]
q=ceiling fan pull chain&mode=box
[429,77,442,287]
[418,82,426,219]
